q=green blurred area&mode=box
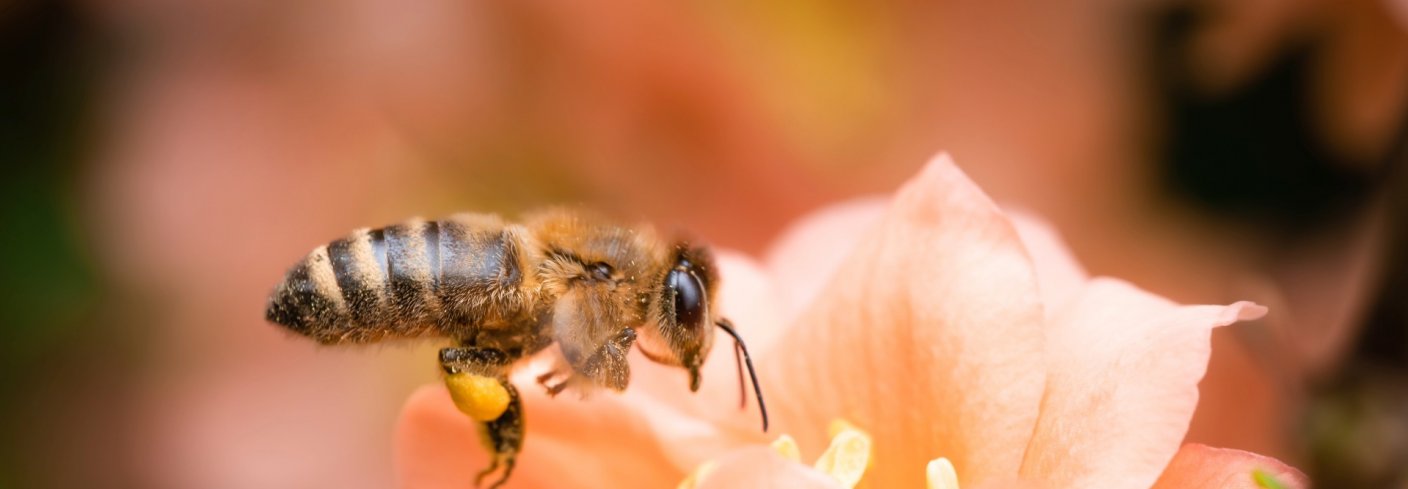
[0,2,101,486]
[0,1,97,351]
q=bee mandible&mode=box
[265,209,767,488]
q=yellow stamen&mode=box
[926,457,960,489]
[443,372,510,422]
[676,460,717,489]
[814,425,872,488]
[826,418,876,470]
[771,434,802,462]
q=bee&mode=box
[264,209,767,488]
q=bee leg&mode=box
[535,370,571,397]
[438,347,522,488]
[474,381,523,489]
[576,327,637,391]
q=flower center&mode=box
[677,420,963,489]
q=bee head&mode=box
[638,242,718,391]
[638,241,770,431]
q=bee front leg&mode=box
[576,327,637,391]
[535,370,571,397]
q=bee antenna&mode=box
[733,340,745,409]
[716,319,769,432]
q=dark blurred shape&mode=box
[1328,167,1408,488]
[0,1,107,488]
[1360,195,1408,366]
[1303,369,1408,488]
[1149,5,1399,235]
[1148,3,1408,488]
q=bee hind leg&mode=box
[439,346,512,376]
[438,347,523,488]
[474,382,523,489]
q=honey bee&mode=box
[265,209,767,488]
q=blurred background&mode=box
[1,0,1405,487]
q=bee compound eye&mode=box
[667,268,705,330]
[590,262,613,282]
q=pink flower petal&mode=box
[761,202,1090,324]
[1151,443,1309,489]
[694,446,842,489]
[1018,279,1268,488]
[763,197,889,319]
[714,251,792,358]
[1005,209,1089,315]
[763,154,1048,487]
[966,476,1051,489]
[394,386,684,489]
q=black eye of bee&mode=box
[667,267,705,329]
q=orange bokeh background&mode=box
[2,0,1405,487]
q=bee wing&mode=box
[551,287,627,368]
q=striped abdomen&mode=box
[265,214,533,344]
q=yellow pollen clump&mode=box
[443,372,510,422]
[926,457,960,489]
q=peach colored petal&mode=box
[1004,209,1089,315]
[966,476,1051,489]
[761,201,1090,324]
[764,154,1048,487]
[1018,279,1268,489]
[763,196,889,319]
[694,446,842,489]
[712,251,791,358]
[1151,443,1309,489]
[610,368,760,473]
[394,386,683,489]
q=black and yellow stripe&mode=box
[266,214,529,344]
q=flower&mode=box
[393,154,1307,488]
